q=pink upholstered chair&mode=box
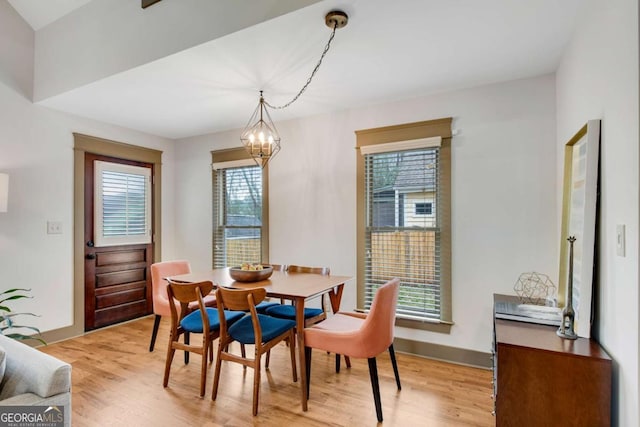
[303,278,401,422]
[149,260,217,358]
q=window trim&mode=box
[355,118,453,331]
[211,148,269,267]
[415,202,433,216]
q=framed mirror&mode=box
[558,119,600,338]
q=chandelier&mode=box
[241,10,349,168]
[240,91,281,168]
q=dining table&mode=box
[168,267,354,411]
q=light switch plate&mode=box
[616,224,625,257]
[47,221,62,234]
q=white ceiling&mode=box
[9,0,581,139]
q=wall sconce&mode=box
[0,173,8,213]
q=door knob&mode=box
[86,253,96,260]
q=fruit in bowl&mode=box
[230,264,273,282]
[241,262,264,271]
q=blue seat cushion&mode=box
[180,308,244,333]
[265,304,324,320]
[255,301,280,314]
[228,314,296,344]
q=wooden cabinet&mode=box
[492,295,611,426]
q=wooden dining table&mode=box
[168,267,353,411]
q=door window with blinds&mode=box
[213,161,263,268]
[94,161,151,247]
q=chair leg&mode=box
[368,357,383,422]
[253,351,261,416]
[305,346,312,399]
[389,344,401,390]
[241,344,247,371]
[199,339,208,397]
[163,338,176,388]
[288,332,297,382]
[335,354,351,372]
[149,315,161,352]
[265,349,270,369]
[212,340,225,400]
[184,332,190,364]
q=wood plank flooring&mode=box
[39,316,494,426]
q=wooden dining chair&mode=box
[163,279,244,397]
[303,278,401,422]
[264,265,330,327]
[149,260,217,358]
[254,263,286,314]
[212,286,298,416]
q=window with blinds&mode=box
[213,164,263,268]
[364,146,443,321]
[94,161,151,247]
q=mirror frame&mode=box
[558,119,600,338]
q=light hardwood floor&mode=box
[39,316,494,426]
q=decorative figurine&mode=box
[557,236,578,339]
[513,272,557,305]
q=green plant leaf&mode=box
[2,324,41,333]
[0,288,32,295]
[0,295,32,305]
[3,333,45,345]
[0,288,45,345]
[0,312,39,318]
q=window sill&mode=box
[355,309,453,333]
[395,316,453,334]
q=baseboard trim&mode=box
[31,315,152,348]
[394,337,492,369]
[20,324,84,348]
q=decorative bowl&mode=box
[229,265,273,282]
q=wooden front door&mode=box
[84,153,154,331]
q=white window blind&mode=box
[213,164,263,268]
[94,161,151,247]
[364,147,442,321]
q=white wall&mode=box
[556,0,639,425]
[0,0,33,99]
[0,3,176,333]
[176,74,558,353]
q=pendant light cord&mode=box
[263,22,338,110]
